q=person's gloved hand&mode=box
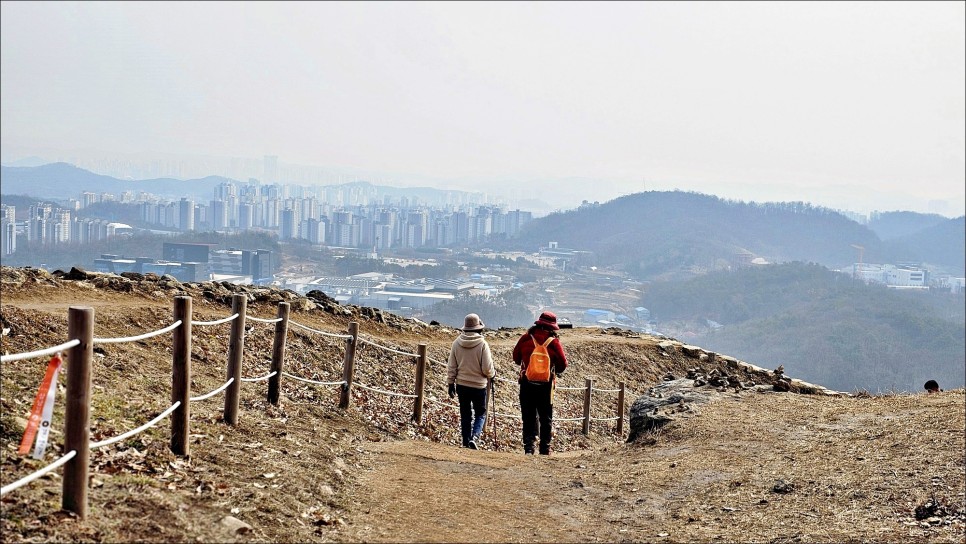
[448,383,456,399]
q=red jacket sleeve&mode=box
[549,337,567,374]
[512,333,528,366]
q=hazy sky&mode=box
[2,1,964,216]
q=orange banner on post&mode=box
[18,353,63,455]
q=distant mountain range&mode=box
[502,191,965,277]
[0,162,234,202]
[0,163,499,209]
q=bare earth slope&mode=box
[1,267,963,543]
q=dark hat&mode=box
[534,311,559,330]
[462,313,485,332]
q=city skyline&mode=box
[2,2,964,217]
[2,157,935,224]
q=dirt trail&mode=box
[340,439,611,543]
[334,389,966,544]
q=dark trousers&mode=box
[519,380,553,451]
[456,384,487,446]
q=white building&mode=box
[853,263,926,287]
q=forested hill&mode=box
[868,210,951,240]
[881,216,965,274]
[642,262,966,393]
[504,191,962,277]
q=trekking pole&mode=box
[489,379,496,443]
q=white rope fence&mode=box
[93,320,182,344]
[419,385,522,419]
[240,370,277,383]
[1,290,639,501]
[423,396,460,410]
[190,378,235,402]
[281,372,346,386]
[245,315,282,324]
[191,313,239,326]
[421,387,520,419]
[90,402,182,449]
[288,320,353,339]
[0,309,635,504]
[0,339,80,363]
[353,381,417,398]
[358,337,418,358]
[0,450,77,496]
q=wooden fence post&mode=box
[582,377,594,436]
[616,381,626,437]
[223,293,247,425]
[171,296,192,456]
[62,306,93,518]
[267,302,290,405]
[413,344,427,423]
[338,322,359,409]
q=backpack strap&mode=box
[542,336,555,375]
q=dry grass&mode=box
[586,391,966,543]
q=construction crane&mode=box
[850,244,864,279]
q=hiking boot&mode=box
[468,436,479,450]
[538,445,550,456]
[524,445,535,455]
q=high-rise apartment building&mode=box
[215,181,236,201]
[82,192,98,208]
[209,200,228,230]
[1,205,16,256]
[52,210,72,243]
[179,198,195,231]
[301,218,326,244]
[280,209,297,240]
[238,203,254,230]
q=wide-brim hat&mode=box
[462,313,485,332]
[534,311,559,330]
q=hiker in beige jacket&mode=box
[446,313,496,449]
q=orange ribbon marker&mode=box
[18,353,63,456]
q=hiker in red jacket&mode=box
[512,311,568,455]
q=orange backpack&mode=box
[523,335,555,382]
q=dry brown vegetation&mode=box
[1,266,963,543]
